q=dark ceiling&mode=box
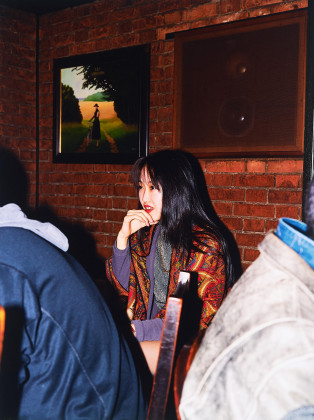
[0,0,96,15]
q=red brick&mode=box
[114,185,137,197]
[245,189,267,203]
[265,219,279,231]
[108,164,133,173]
[84,220,107,233]
[272,2,307,13]
[116,173,132,184]
[75,30,90,43]
[276,175,301,188]
[92,173,116,184]
[248,6,273,17]
[243,248,260,262]
[138,2,159,17]
[220,0,241,14]
[53,184,74,194]
[99,247,111,259]
[190,19,212,30]
[139,29,157,44]
[246,160,266,173]
[268,159,303,173]
[242,0,282,7]
[212,201,233,216]
[134,16,164,32]
[210,174,233,187]
[95,38,111,51]
[76,196,90,206]
[151,67,167,81]
[204,173,213,185]
[221,217,243,231]
[159,0,190,13]
[87,197,107,207]
[112,7,139,21]
[243,218,265,232]
[93,185,109,196]
[93,210,108,220]
[156,107,172,121]
[94,223,112,235]
[182,3,218,20]
[69,207,92,219]
[164,11,182,25]
[91,25,114,39]
[206,160,245,173]
[276,205,300,220]
[208,187,245,201]
[234,203,275,218]
[233,174,274,187]
[113,223,123,234]
[70,41,96,55]
[158,53,174,67]
[128,198,139,209]
[91,197,112,208]
[112,197,129,209]
[117,20,133,34]
[150,94,169,107]
[106,235,117,247]
[268,190,302,205]
[235,233,265,248]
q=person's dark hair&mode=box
[132,149,235,289]
[305,176,314,240]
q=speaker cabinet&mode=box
[174,9,307,157]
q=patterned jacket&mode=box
[105,224,226,330]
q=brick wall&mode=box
[0,0,307,273]
[204,158,303,269]
[0,7,37,207]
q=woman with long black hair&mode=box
[105,149,235,345]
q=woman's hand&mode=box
[116,209,157,250]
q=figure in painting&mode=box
[90,103,101,147]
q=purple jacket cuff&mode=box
[132,318,164,342]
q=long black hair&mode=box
[132,149,236,289]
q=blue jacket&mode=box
[0,226,146,419]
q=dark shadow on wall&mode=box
[0,148,29,210]
[32,205,106,281]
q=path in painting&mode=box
[103,129,119,153]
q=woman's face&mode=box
[138,168,163,222]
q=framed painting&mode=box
[53,44,150,164]
[173,9,307,157]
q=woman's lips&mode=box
[144,206,153,213]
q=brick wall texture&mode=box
[0,0,308,272]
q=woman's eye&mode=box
[138,185,143,190]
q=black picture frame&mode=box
[53,44,150,164]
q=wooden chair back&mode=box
[146,271,191,420]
